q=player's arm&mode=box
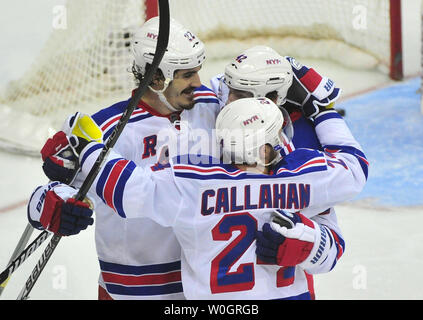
[26,112,102,236]
[274,112,369,210]
[283,109,368,208]
[76,141,182,226]
[256,209,345,274]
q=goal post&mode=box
[145,0,159,20]
[0,0,407,155]
[389,0,404,80]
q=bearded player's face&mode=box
[164,66,202,110]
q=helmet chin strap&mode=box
[148,78,183,113]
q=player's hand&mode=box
[40,112,103,184]
[256,209,317,266]
[40,188,94,236]
[41,131,81,184]
[302,98,335,119]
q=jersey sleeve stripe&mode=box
[104,282,183,296]
[113,160,136,218]
[96,158,136,218]
[101,159,127,213]
[101,109,149,132]
[102,270,181,286]
[276,158,327,175]
[103,112,153,142]
[173,154,328,180]
[194,98,220,104]
[323,145,369,180]
[314,110,343,126]
[99,260,181,274]
[194,86,220,104]
[96,158,120,201]
[80,143,104,168]
[194,91,217,97]
[99,260,183,295]
[174,164,243,176]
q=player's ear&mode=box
[259,144,277,166]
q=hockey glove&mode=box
[40,112,103,184]
[41,131,80,184]
[40,188,94,236]
[302,98,336,119]
[256,209,317,267]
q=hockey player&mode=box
[41,97,368,299]
[29,45,345,299]
[27,17,220,300]
[211,45,342,151]
[211,45,343,298]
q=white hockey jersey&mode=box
[28,85,220,299]
[76,110,369,300]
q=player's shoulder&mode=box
[273,148,327,177]
[171,154,245,181]
[91,98,154,139]
[194,84,220,105]
[91,99,130,125]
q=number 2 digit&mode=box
[210,212,296,295]
[210,212,257,294]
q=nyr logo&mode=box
[258,98,270,104]
[266,59,281,65]
[147,32,158,40]
[236,54,247,63]
[243,115,259,126]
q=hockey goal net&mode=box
[0,0,402,156]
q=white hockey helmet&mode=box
[224,46,293,105]
[216,97,291,166]
[132,17,206,80]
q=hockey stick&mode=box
[0,230,50,288]
[16,0,170,300]
[0,223,36,296]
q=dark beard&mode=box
[180,100,196,110]
[179,86,197,110]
